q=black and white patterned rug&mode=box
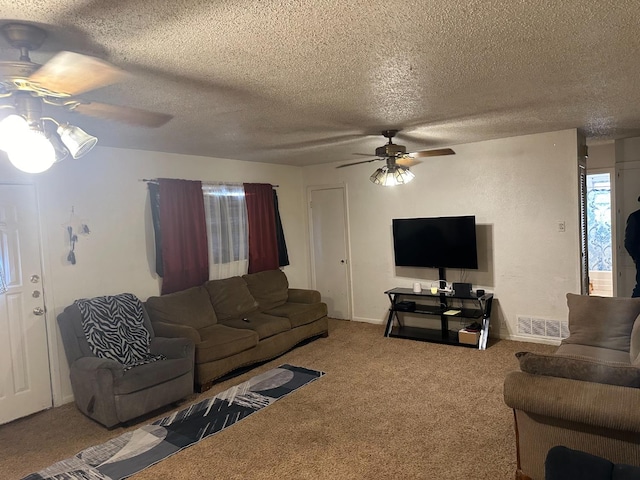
[23,364,324,480]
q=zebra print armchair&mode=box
[57,294,195,428]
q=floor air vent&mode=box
[517,316,568,339]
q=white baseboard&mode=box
[497,331,562,346]
[55,394,75,407]
[350,317,385,325]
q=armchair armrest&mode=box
[287,288,321,304]
[150,336,195,361]
[151,320,201,344]
[504,371,640,432]
[72,356,124,377]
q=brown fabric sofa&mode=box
[504,294,640,480]
[145,269,328,391]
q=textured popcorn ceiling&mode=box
[1,0,639,166]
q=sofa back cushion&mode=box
[562,293,640,353]
[205,276,258,321]
[243,269,289,311]
[516,351,640,388]
[630,315,640,365]
[146,285,217,330]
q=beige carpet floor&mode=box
[0,319,555,480]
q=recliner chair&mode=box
[57,295,195,428]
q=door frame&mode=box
[615,159,640,297]
[586,167,617,296]
[307,183,353,320]
[0,182,62,415]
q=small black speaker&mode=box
[395,301,416,312]
[453,282,472,298]
[476,289,485,298]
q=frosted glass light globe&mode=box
[0,115,56,173]
[0,115,29,152]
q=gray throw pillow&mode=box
[516,351,640,388]
[562,293,640,352]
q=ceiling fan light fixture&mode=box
[57,123,98,159]
[370,164,415,187]
[0,115,56,173]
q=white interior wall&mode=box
[587,142,615,169]
[302,129,582,342]
[1,128,585,408]
[0,146,309,405]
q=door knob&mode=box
[33,307,44,316]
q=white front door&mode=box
[309,186,351,320]
[0,184,51,424]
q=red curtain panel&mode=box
[244,183,279,273]
[159,178,209,294]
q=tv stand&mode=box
[383,285,493,350]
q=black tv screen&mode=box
[392,216,478,269]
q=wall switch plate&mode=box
[558,221,566,232]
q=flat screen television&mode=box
[392,215,478,269]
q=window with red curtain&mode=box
[159,178,209,294]
[243,183,279,273]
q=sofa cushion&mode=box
[562,294,640,352]
[196,324,258,364]
[630,314,640,365]
[266,302,328,328]
[556,343,632,364]
[243,270,289,311]
[145,286,217,330]
[220,312,291,340]
[205,276,258,321]
[516,351,640,388]
[113,356,193,395]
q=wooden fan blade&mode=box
[336,158,381,169]
[29,51,127,96]
[352,153,378,157]
[408,148,455,158]
[396,157,422,168]
[71,102,173,127]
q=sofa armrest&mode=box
[504,371,640,432]
[150,336,195,361]
[287,288,321,304]
[152,320,201,344]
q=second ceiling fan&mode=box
[336,130,455,186]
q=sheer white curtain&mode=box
[202,183,249,280]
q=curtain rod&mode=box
[140,179,279,187]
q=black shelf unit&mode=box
[383,286,494,350]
